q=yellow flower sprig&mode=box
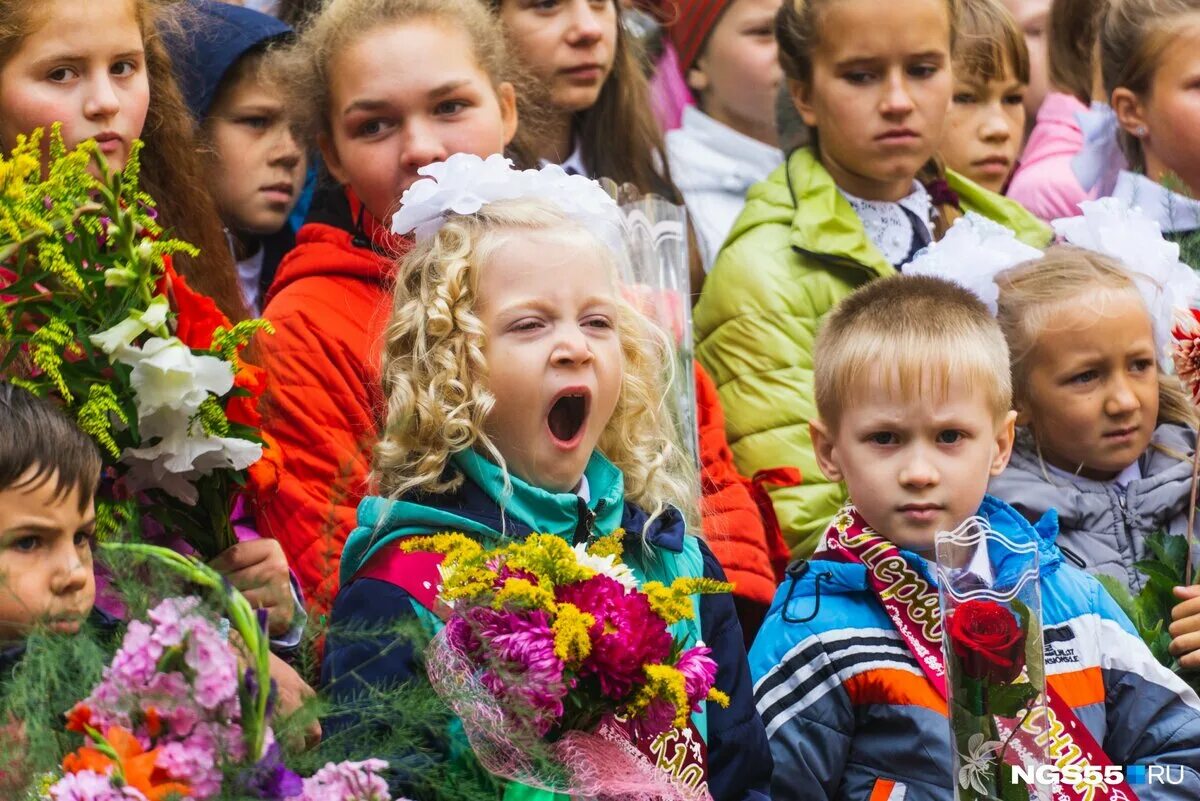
[642,577,734,625]
[77,384,128,458]
[586,529,625,559]
[551,603,595,664]
[504,534,596,588]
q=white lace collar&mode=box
[839,182,934,266]
[1113,170,1200,234]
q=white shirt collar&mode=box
[839,182,933,266]
[1113,170,1200,233]
[541,139,589,177]
[575,474,591,502]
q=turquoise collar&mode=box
[451,448,626,537]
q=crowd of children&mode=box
[6,0,1200,797]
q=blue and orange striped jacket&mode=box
[748,496,1200,801]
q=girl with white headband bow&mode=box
[322,154,773,800]
[908,200,1200,669]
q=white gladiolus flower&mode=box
[122,418,262,503]
[119,336,233,418]
[90,297,172,355]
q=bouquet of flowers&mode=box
[935,519,1048,801]
[403,530,731,800]
[38,544,394,801]
[0,127,274,558]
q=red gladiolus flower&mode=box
[946,600,1026,684]
[64,704,92,734]
[158,258,230,353]
[62,726,192,801]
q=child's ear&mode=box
[318,132,349,187]
[497,81,519,148]
[1111,87,1149,141]
[990,410,1018,476]
[687,64,709,95]
[810,419,844,482]
[788,78,818,128]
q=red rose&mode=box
[946,599,1026,684]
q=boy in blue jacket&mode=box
[749,275,1200,801]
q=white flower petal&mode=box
[122,337,234,417]
[1054,198,1200,364]
[90,316,148,355]
[905,214,1043,315]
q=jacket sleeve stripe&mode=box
[754,628,908,710]
[757,650,922,738]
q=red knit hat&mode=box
[662,0,734,75]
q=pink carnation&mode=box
[186,623,239,713]
[155,720,245,799]
[556,575,672,699]
[147,596,202,647]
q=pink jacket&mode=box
[1007,92,1093,221]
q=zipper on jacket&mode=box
[1116,493,1140,582]
[573,498,605,546]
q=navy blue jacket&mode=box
[321,476,773,801]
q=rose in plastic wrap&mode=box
[945,600,1026,684]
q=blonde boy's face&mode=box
[811,373,1016,554]
[0,470,95,644]
[940,68,1026,193]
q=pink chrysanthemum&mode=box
[675,646,719,710]
[556,575,673,699]
[472,608,568,734]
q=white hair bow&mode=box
[390,153,626,251]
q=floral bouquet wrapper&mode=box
[607,186,698,471]
[408,532,731,801]
[935,518,1051,801]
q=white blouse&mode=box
[840,182,934,266]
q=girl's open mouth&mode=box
[547,390,590,446]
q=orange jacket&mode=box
[255,187,407,615]
[695,362,795,620]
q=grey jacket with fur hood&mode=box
[989,424,1197,592]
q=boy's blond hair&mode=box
[814,275,1012,430]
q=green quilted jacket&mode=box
[693,147,1051,557]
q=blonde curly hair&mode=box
[373,198,699,531]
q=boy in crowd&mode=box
[749,276,1200,800]
[169,0,307,315]
[0,382,102,654]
